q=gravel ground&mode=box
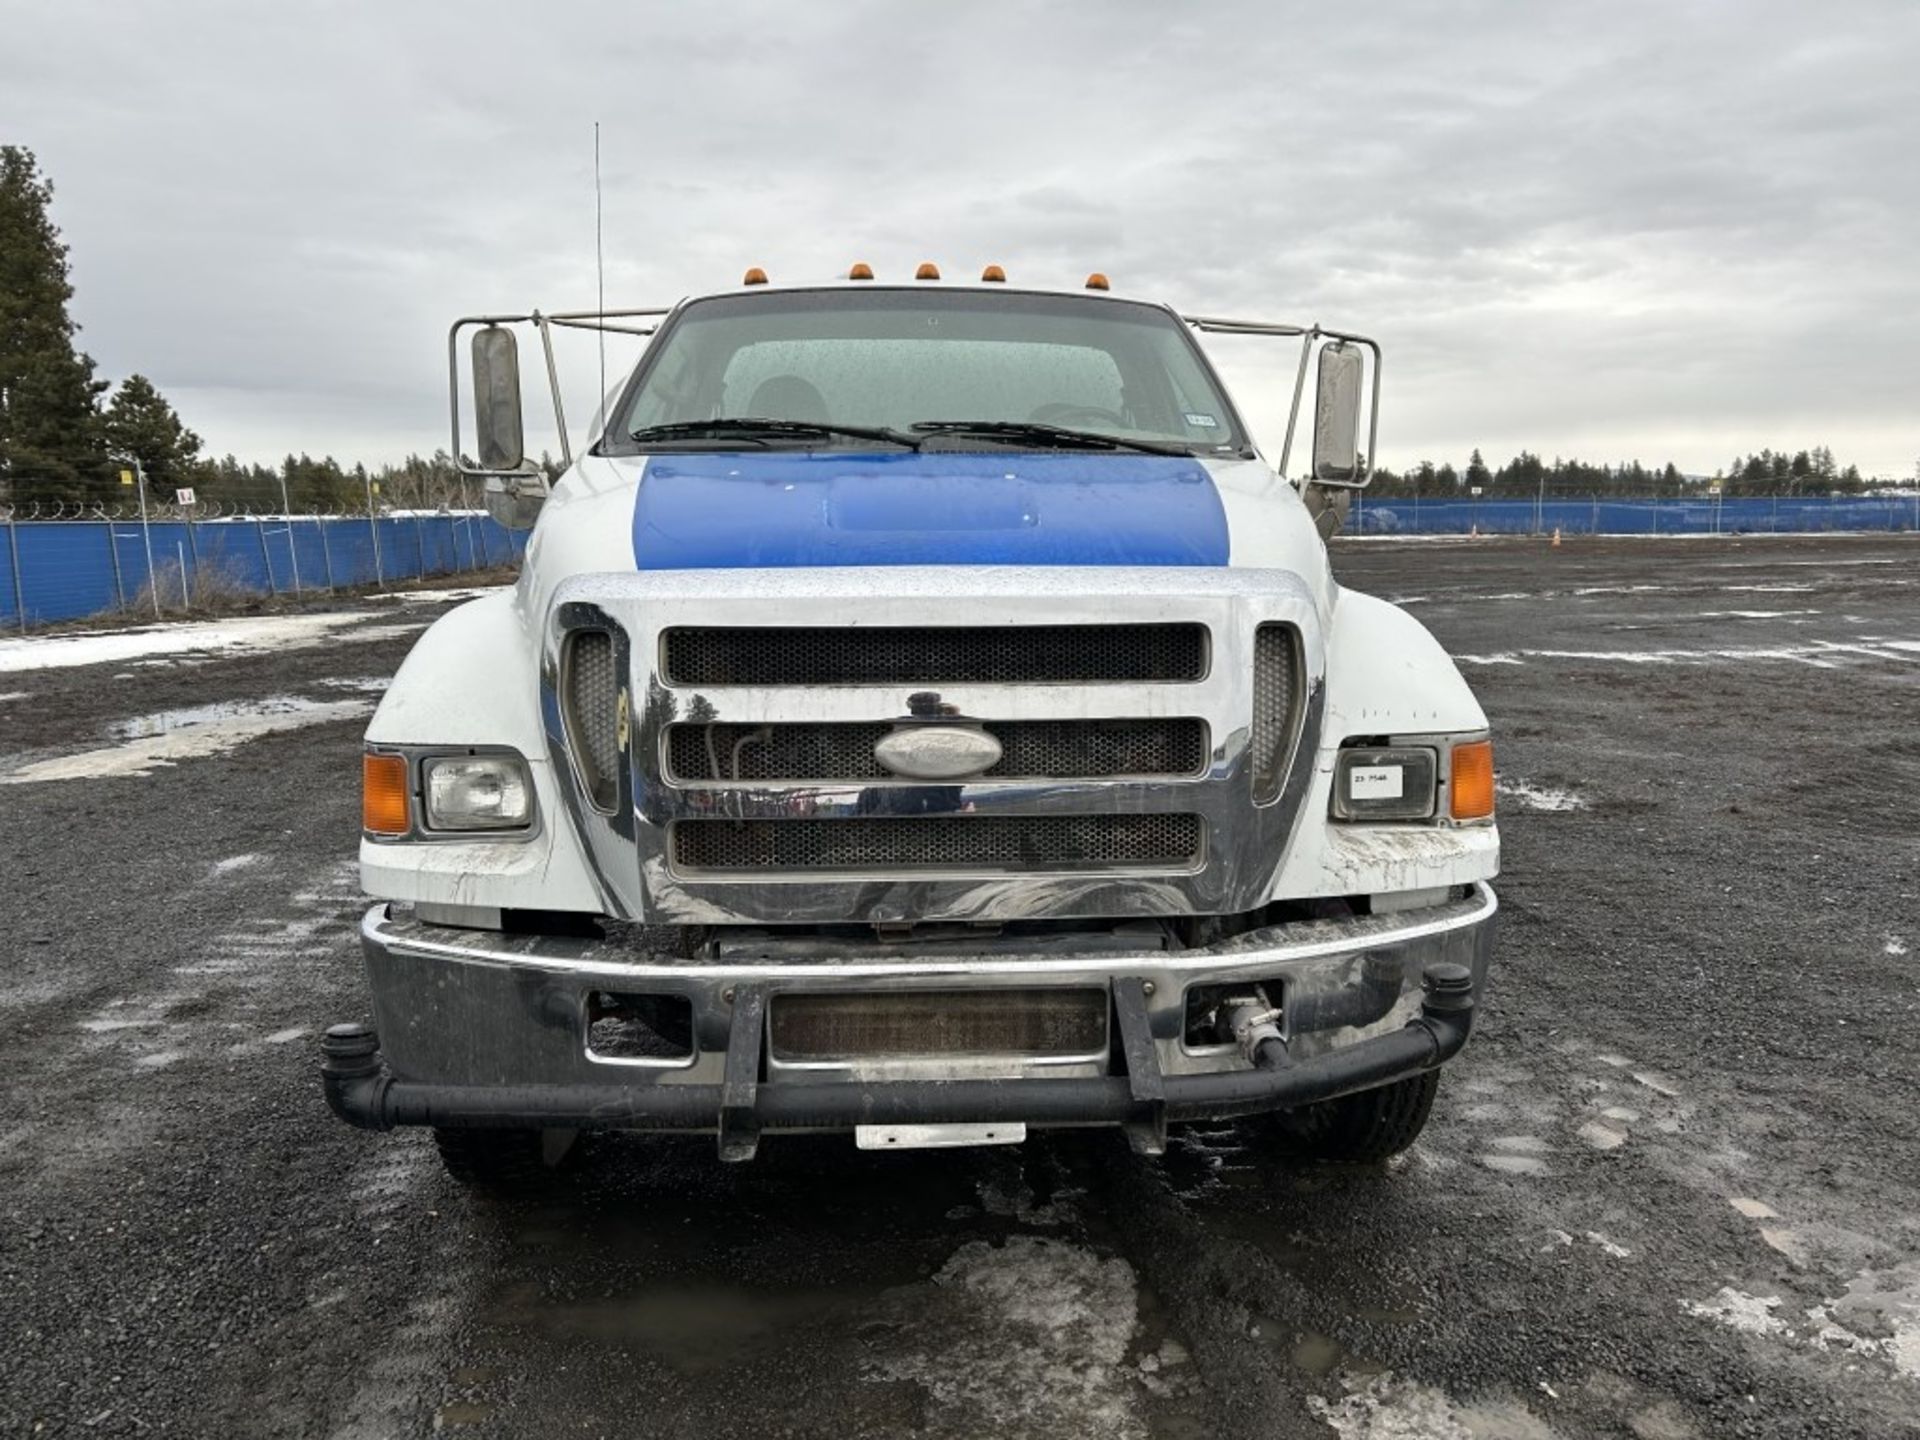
[0,534,1915,1439]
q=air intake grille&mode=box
[771,989,1109,1062]
[564,629,621,811]
[661,624,1208,687]
[1251,623,1301,804]
[665,719,1208,783]
[672,814,1203,872]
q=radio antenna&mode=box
[594,121,607,409]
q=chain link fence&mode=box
[1350,492,1920,537]
[0,500,527,631]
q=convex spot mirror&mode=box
[1311,341,1369,487]
[472,326,527,473]
[483,473,546,531]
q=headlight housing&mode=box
[421,754,533,832]
[1332,746,1439,821]
[1330,735,1494,824]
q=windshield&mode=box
[605,288,1249,455]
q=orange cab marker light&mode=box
[1085,272,1110,291]
[742,266,769,285]
[848,262,874,280]
[981,264,1007,282]
[1449,740,1495,820]
[914,262,941,280]
[363,752,411,835]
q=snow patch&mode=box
[0,690,27,703]
[0,613,408,673]
[866,1236,1145,1437]
[1458,653,1524,666]
[1586,1232,1631,1260]
[1498,781,1586,813]
[1729,1198,1779,1220]
[1886,936,1910,958]
[369,586,508,604]
[1695,609,1820,620]
[1682,1288,1787,1337]
[1308,1373,1557,1440]
[210,853,265,878]
[2,697,372,783]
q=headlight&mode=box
[422,755,533,831]
[1332,746,1438,821]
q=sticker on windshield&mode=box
[1183,412,1220,429]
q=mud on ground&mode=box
[0,534,1915,1438]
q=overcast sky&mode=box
[3,0,1916,477]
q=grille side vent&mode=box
[564,629,621,811]
[1251,623,1302,805]
[662,624,1208,687]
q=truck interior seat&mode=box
[746,375,832,424]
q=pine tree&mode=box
[1464,447,1492,492]
[0,146,108,502]
[104,374,201,497]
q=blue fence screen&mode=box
[1350,494,1920,537]
[0,512,529,630]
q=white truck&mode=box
[321,265,1498,1185]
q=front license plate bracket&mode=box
[855,1122,1029,1151]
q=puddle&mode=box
[3,696,372,783]
[488,1280,850,1374]
[316,675,394,694]
[110,694,342,740]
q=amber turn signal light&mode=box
[363,752,411,836]
[1449,740,1495,820]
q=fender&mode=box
[359,592,607,916]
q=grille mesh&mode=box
[771,990,1109,1062]
[565,630,621,810]
[1251,623,1301,804]
[665,719,1208,783]
[662,624,1207,687]
[672,814,1203,872]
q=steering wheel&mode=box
[1029,402,1128,428]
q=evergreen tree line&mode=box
[0,144,524,515]
[1369,446,1871,500]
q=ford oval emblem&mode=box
[873,726,1003,782]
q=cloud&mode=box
[2,0,1914,474]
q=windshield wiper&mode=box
[629,417,920,449]
[909,420,1194,456]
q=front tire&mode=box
[1273,1070,1441,1163]
[433,1127,579,1191]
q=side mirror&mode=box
[472,326,526,473]
[483,472,546,531]
[1311,341,1368,486]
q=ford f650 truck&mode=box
[321,266,1498,1185]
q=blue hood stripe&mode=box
[631,452,1230,569]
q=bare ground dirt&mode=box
[0,533,1915,1438]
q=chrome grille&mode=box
[672,814,1204,872]
[1251,623,1302,804]
[661,623,1207,687]
[664,719,1208,783]
[564,629,621,811]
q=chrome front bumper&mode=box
[325,884,1495,1158]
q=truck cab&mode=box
[322,267,1497,1182]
